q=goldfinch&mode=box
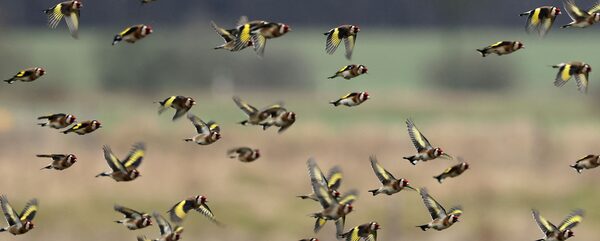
[368,155,414,196]
[520,6,561,37]
[552,62,591,94]
[37,113,76,129]
[532,209,583,241]
[96,143,145,182]
[570,154,600,173]
[231,20,269,51]
[247,22,291,57]
[37,154,77,170]
[328,64,368,80]
[227,147,260,163]
[233,96,281,126]
[311,179,358,234]
[152,212,184,241]
[112,25,153,45]
[298,159,342,202]
[339,222,380,241]
[434,159,469,183]
[184,114,221,145]
[330,92,369,107]
[62,120,101,135]
[403,119,452,165]
[167,195,221,225]
[476,41,524,57]
[4,68,45,84]
[299,239,318,241]
[114,205,152,230]
[157,96,196,121]
[562,0,600,28]
[324,25,360,60]
[45,1,82,39]
[416,188,462,231]
[260,106,296,133]
[0,196,38,235]
[141,0,158,4]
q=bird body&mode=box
[4,68,45,84]
[570,154,600,173]
[368,156,413,196]
[45,0,82,38]
[520,6,561,36]
[552,62,591,94]
[157,96,196,121]
[62,120,101,135]
[228,147,260,162]
[477,41,524,57]
[112,25,153,45]
[434,161,469,183]
[96,143,145,182]
[0,196,38,236]
[403,119,451,165]
[37,154,77,170]
[330,92,369,107]
[324,25,360,60]
[328,64,368,79]
[37,113,76,129]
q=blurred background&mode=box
[1,0,600,240]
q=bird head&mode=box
[92,120,102,129]
[142,216,152,226]
[462,162,470,170]
[358,65,368,74]
[434,148,444,157]
[400,178,410,187]
[73,1,83,9]
[594,13,600,22]
[68,154,77,164]
[212,132,222,140]
[279,24,291,34]
[143,25,153,35]
[583,64,592,73]
[286,112,296,121]
[66,114,76,124]
[130,169,141,178]
[370,222,381,231]
[195,195,208,205]
[514,41,524,50]
[331,189,341,198]
[253,149,261,159]
[24,221,34,230]
[359,92,370,102]
[186,97,196,107]
[36,67,46,76]
[343,204,354,214]
[563,230,575,238]
[553,7,561,16]
[351,25,360,34]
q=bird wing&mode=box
[554,64,573,87]
[251,34,267,57]
[46,4,64,28]
[0,196,21,227]
[325,28,342,54]
[188,113,210,134]
[167,199,194,223]
[233,96,258,116]
[419,188,446,220]
[114,204,143,219]
[343,35,356,60]
[576,154,596,163]
[19,199,38,222]
[370,156,396,185]
[367,231,377,241]
[406,119,433,152]
[195,203,221,225]
[64,10,80,39]
[532,209,558,235]
[307,158,329,190]
[210,21,235,42]
[237,16,248,26]
[233,24,253,51]
[153,212,172,235]
[588,2,600,14]
[103,145,127,174]
[342,224,360,241]
[447,206,463,217]
[311,177,336,209]
[564,0,590,21]
[558,209,584,231]
[574,71,589,94]
[119,26,137,37]
[207,121,220,133]
[172,107,189,121]
[338,189,358,205]
[326,166,343,190]
[123,143,145,171]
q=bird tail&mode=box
[112,35,122,45]
[368,189,378,196]
[561,24,571,29]
[570,165,582,174]
[40,165,52,170]
[36,154,52,158]
[238,120,249,126]
[115,220,124,224]
[184,138,193,142]
[4,78,15,84]
[297,195,310,200]
[0,227,6,232]
[519,11,530,16]
[37,123,47,127]
[327,75,337,79]
[434,175,443,183]
[418,224,430,231]
[403,156,418,165]
[329,100,340,106]
[313,217,327,233]
[476,49,487,57]
[95,172,109,178]
[62,129,71,134]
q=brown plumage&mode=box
[228,147,260,163]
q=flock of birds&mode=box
[1,0,600,241]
